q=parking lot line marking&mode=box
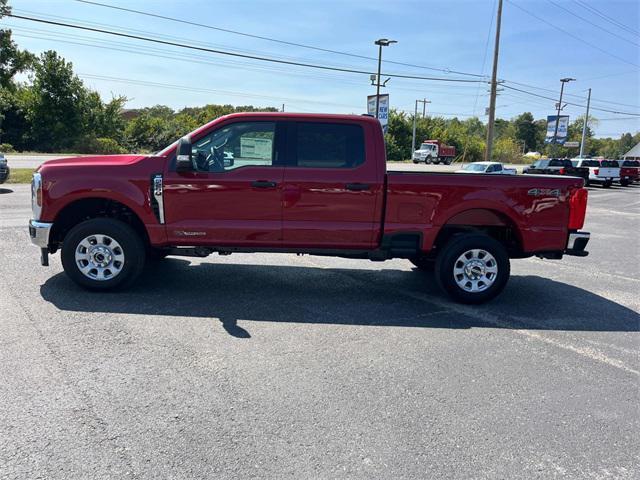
[516,330,639,376]
[308,260,640,377]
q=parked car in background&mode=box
[522,158,589,184]
[412,140,456,165]
[616,159,639,186]
[0,154,10,184]
[455,162,517,175]
[571,158,619,187]
[28,112,590,304]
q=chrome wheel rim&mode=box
[453,249,498,293]
[75,234,125,281]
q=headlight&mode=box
[31,172,42,220]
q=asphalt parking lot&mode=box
[0,181,638,479]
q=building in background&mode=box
[623,143,640,160]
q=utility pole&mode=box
[281,103,285,112]
[412,100,419,156]
[422,98,431,118]
[579,88,591,158]
[411,99,432,156]
[373,38,397,118]
[484,0,503,162]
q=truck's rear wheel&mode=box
[61,218,145,290]
[435,234,510,304]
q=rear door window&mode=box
[293,122,365,168]
[582,160,600,167]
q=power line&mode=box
[9,11,638,121]
[7,13,485,84]
[546,0,640,47]
[13,8,386,74]
[15,7,637,112]
[78,73,364,110]
[502,84,640,116]
[504,79,640,109]
[8,25,486,99]
[73,0,488,79]
[506,0,640,68]
[572,0,640,36]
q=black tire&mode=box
[61,218,146,291]
[409,256,435,271]
[584,179,590,187]
[435,234,510,304]
[603,180,612,188]
[620,179,629,187]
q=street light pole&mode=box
[579,88,591,158]
[373,38,397,119]
[375,43,383,119]
[553,77,575,146]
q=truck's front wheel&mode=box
[435,234,510,304]
[61,218,146,290]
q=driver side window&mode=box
[192,121,276,172]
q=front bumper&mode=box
[29,220,53,266]
[565,231,590,257]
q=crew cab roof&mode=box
[190,112,380,139]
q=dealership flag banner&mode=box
[545,115,570,144]
[367,94,389,134]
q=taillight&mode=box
[594,168,599,175]
[568,188,588,230]
[559,168,565,174]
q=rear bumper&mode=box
[565,231,590,257]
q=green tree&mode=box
[513,112,537,153]
[27,51,90,151]
[0,0,34,90]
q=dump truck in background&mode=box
[412,140,457,165]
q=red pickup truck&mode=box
[29,113,590,303]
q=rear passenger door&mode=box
[281,121,384,249]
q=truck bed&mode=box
[384,171,584,254]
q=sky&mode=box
[3,0,640,138]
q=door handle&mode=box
[251,180,277,188]
[345,183,370,191]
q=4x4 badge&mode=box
[528,188,560,197]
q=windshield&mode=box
[622,160,640,167]
[419,144,434,150]
[463,163,487,172]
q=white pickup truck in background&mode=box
[455,162,517,175]
[572,158,620,187]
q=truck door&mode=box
[281,120,384,249]
[162,120,284,246]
